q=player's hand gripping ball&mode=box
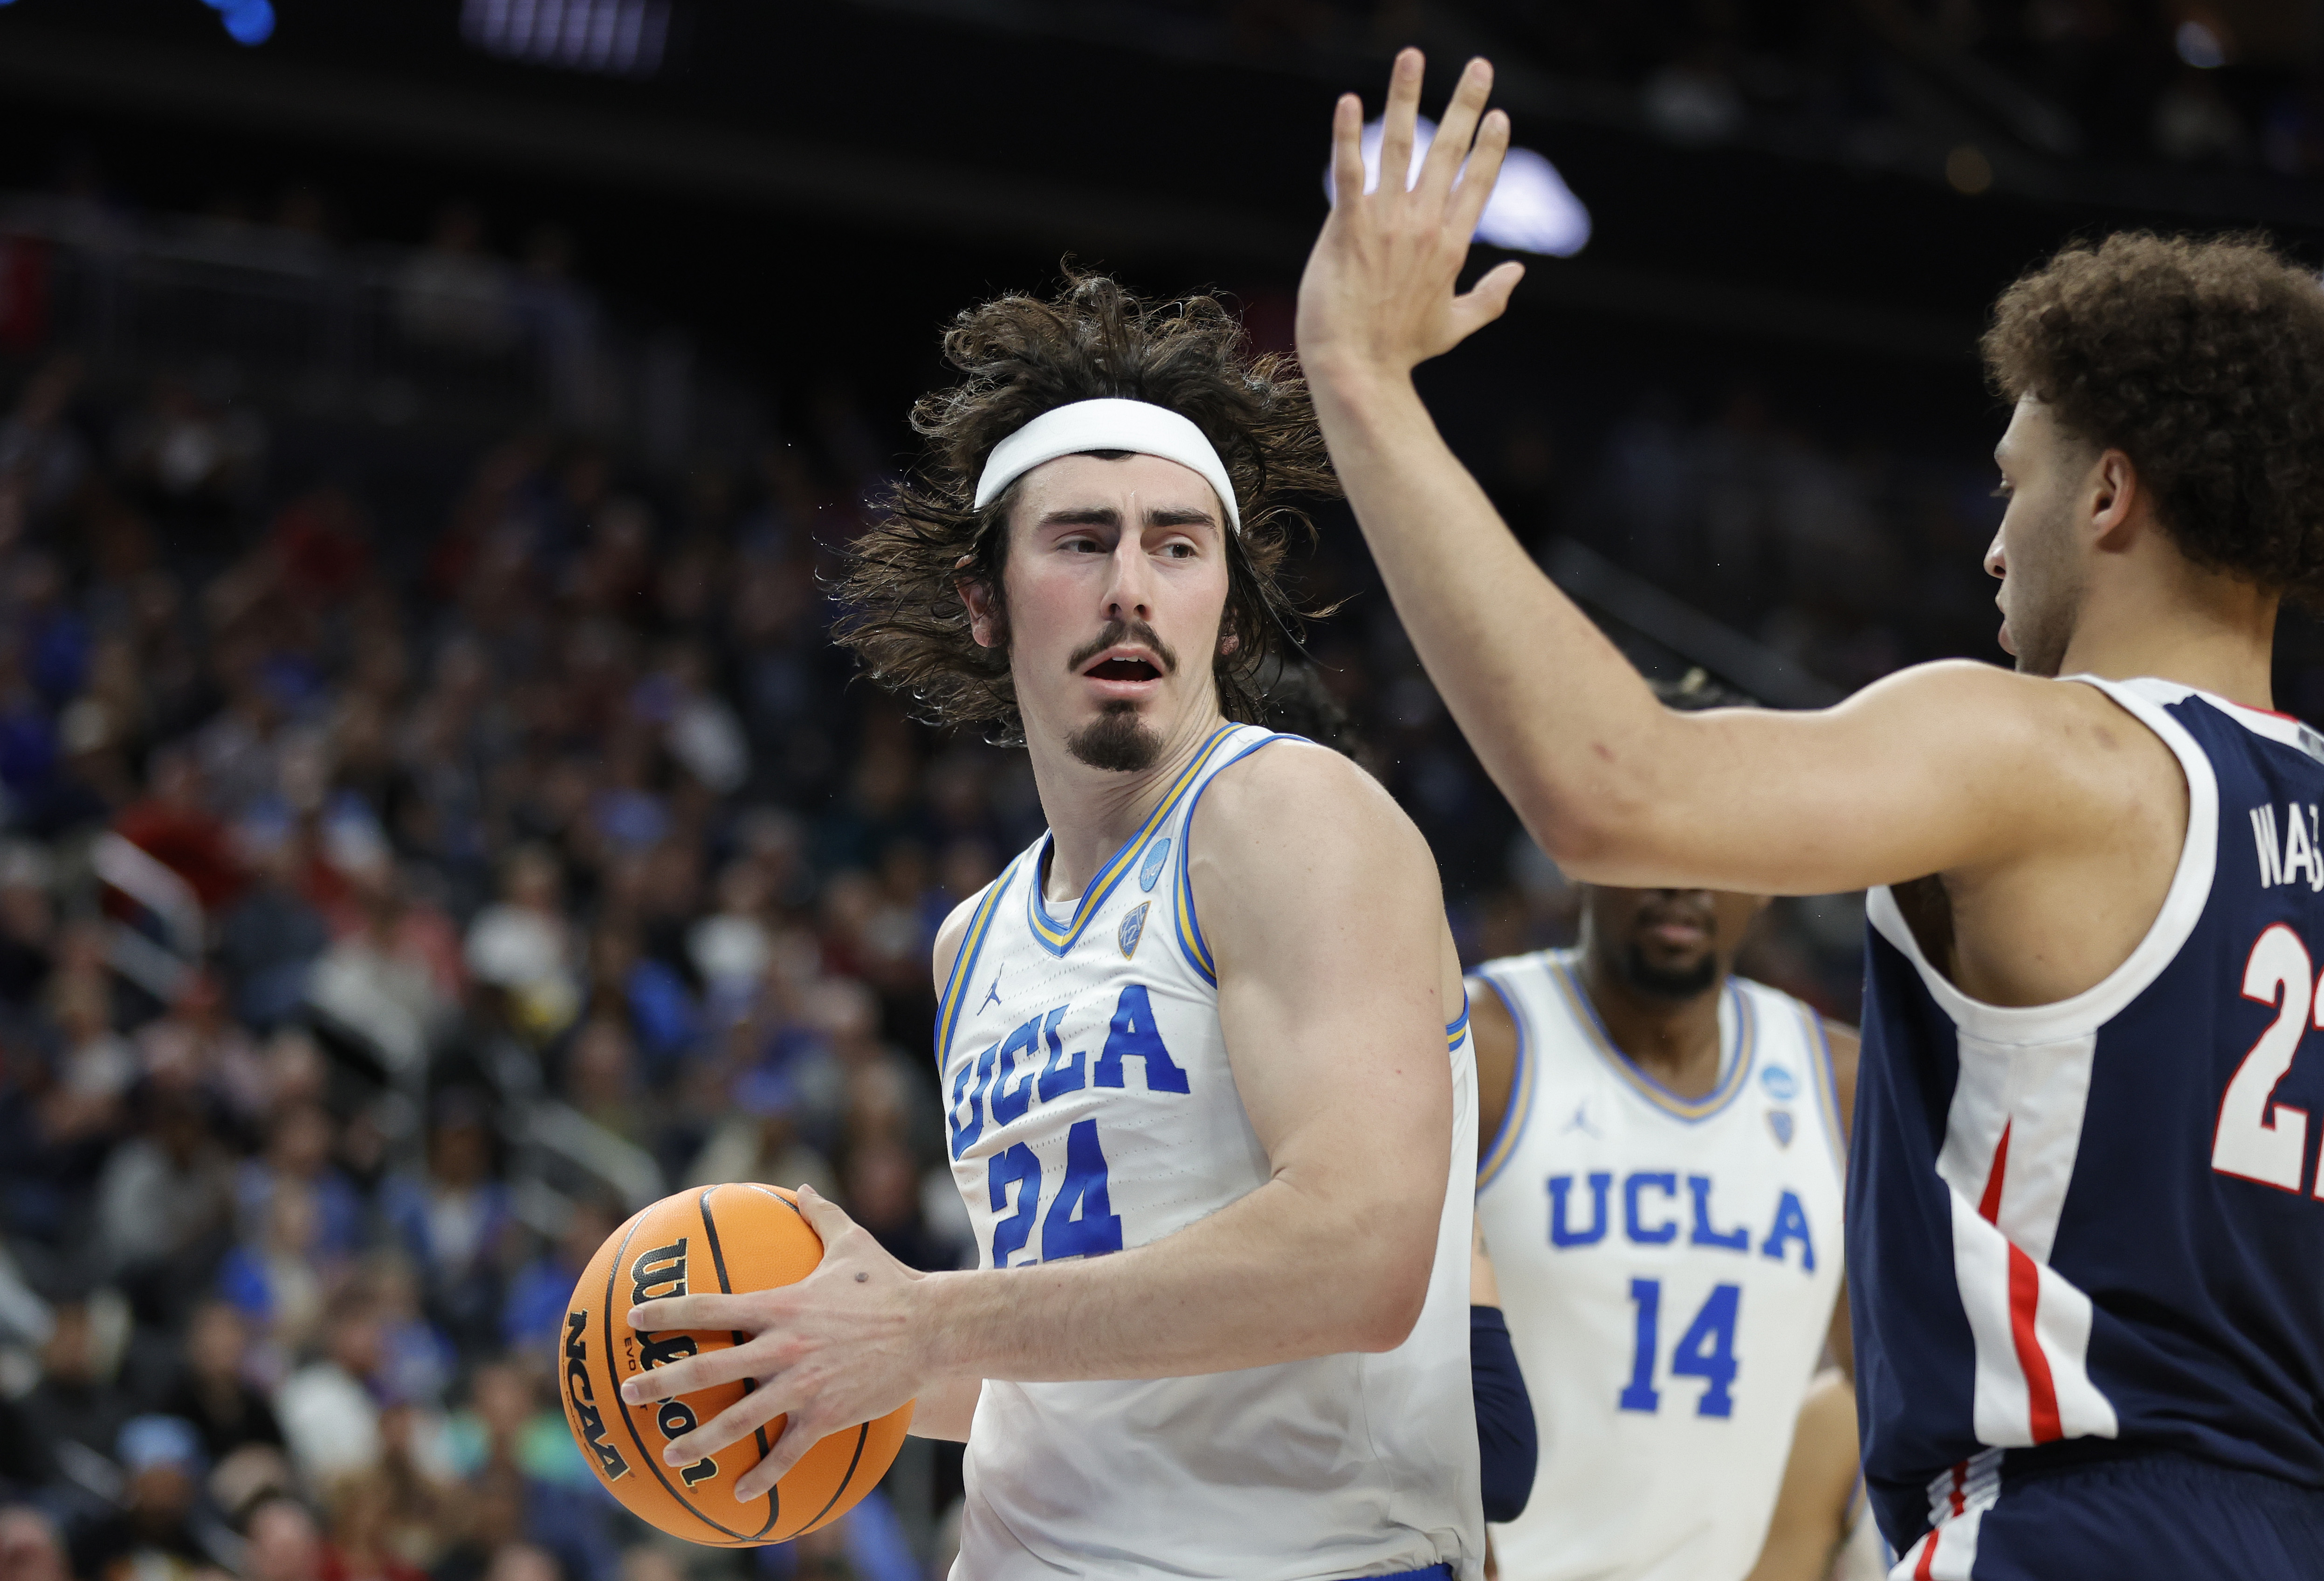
[558,1183,914,1545]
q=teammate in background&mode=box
[1745,1373,1894,1581]
[621,276,1484,1581]
[1470,678,1857,1580]
[1299,47,2324,1577]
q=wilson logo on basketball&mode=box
[562,1311,631,1481]
[562,1183,914,1545]
[630,1239,720,1487]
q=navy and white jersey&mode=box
[1473,948,1846,1581]
[935,722,1483,1581]
[1854,677,2324,1574]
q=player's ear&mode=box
[2089,448,2141,551]
[957,558,1006,650]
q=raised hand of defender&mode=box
[619,1185,927,1502]
[1297,49,1524,384]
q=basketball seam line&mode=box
[697,1186,780,1541]
[798,1422,872,1539]
[601,1215,754,1543]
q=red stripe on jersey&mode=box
[2008,1243,2065,1442]
[1977,1122,2011,1223]
[1977,1118,2066,1442]
[1913,1463,1968,1581]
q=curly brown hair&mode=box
[1981,231,2324,596]
[833,273,1338,742]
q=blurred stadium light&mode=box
[1325,114,1590,259]
[461,0,673,77]
[200,0,275,47]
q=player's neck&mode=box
[1578,953,1726,1102]
[1027,708,1232,904]
[2055,550,2280,710]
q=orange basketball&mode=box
[557,1183,914,1546]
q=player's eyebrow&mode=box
[1036,506,1218,529]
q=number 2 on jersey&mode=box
[1620,1278,1740,1418]
[2214,923,2319,1194]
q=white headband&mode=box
[972,398,1241,533]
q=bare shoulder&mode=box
[930,890,986,1001]
[1837,661,2177,780]
[1188,735,1423,859]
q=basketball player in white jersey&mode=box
[1472,684,1859,1579]
[620,276,1483,1581]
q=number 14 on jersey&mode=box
[1620,1278,1741,1418]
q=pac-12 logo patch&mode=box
[1760,1065,1798,1101]
[1119,901,1150,958]
[1766,1109,1795,1148]
[1139,837,1172,893]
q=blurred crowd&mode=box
[0,326,987,1581]
[0,160,2058,1581]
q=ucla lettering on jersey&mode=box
[1855,677,2324,1576]
[1475,950,1846,1581]
[936,723,1483,1581]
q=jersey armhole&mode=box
[933,857,1020,1072]
[1169,731,1295,987]
[1475,969,1532,1193]
[1802,1005,1848,1178]
[1864,678,2219,1046]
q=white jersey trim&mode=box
[1540,955,1760,1123]
[1864,674,2218,1048]
[1474,970,1533,1192]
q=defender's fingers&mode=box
[628,1293,759,1334]
[659,1380,791,1470]
[620,1336,772,1405]
[1329,93,1367,205]
[1376,48,1425,196]
[734,1411,825,1503]
[1452,261,1526,333]
[1447,108,1513,235]
[1420,57,1495,199]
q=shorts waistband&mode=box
[1351,1568,1451,1581]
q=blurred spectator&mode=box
[274,1291,384,1485]
[321,1467,428,1581]
[463,849,579,1047]
[244,1498,325,1581]
[17,1298,134,1487]
[78,1414,213,1581]
[0,1506,71,1581]
[160,1302,285,1463]
[379,1096,510,1351]
[497,1195,619,1360]
[842,1137,946,1274]
[93,1090,235,1298]
[398,206,516,356]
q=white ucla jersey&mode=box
[1474,949,1847,1581]
[937,723,1482,1581]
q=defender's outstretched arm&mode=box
[1295,52,2127,901]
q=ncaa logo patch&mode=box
[1139,836,1172,893]
[1119,901,1151,958]
[1766,1109,1795,1148]
[1760,1065,1798,1101]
